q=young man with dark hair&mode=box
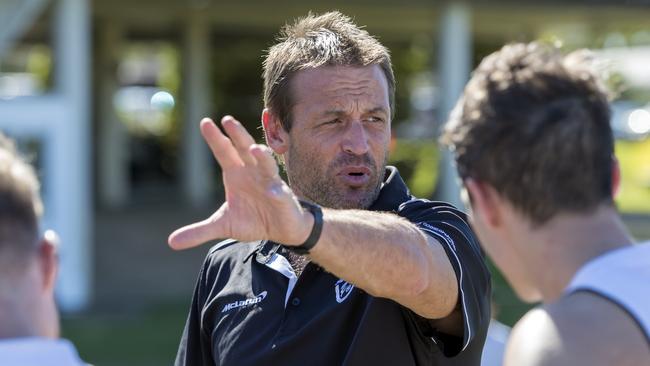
[0,132,86,365]
[442,42,650,366]
[170,11,490,366]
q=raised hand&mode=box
[168,116,312,250]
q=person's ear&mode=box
[39,230,59,294]
[262,109,289,154]
[464,178,502,228]
[611,156,621,199]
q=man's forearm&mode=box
[306,209,458,319]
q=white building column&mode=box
[436,2,471,208]
[97,22,130,208]
[181,12,214,207]
[52,0,92,311]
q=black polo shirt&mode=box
[175,167,491,366]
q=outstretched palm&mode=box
[168,116,310,250]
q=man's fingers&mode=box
[251,144,290,200]
[168,216,225,250]
[221,116,257,166]
[200,118,244,168]
[250,144,279,179]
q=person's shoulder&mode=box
[505,294,650,366]
[398,198,468,220]
[203,238,259,266]
[398,198,480,253]
[398,198,472,234]
[196,239,261,284]
[504,306,564,366]
[207,238,240,256]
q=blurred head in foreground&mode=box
[442,42,616,302]
[0,132,60,338]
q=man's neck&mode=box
[284,249,310,277]
[525,205,634,303]
[0,303,39,339]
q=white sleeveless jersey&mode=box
[566,242,650,342]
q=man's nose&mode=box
[342,121,370,155]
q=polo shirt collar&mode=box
[369,166,411,212]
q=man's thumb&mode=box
[168,217,225,250]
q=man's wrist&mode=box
[284,200,323,254]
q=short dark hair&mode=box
[442,42,613,225]
[0,132,42,268]
[263,11,395,131]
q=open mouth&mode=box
[338,166,372,187]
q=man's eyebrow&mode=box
[321,109,347,117]
[365,107,388,115]
[320,107,389,117]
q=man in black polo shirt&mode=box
[169,11,490,366]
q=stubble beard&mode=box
[284,145,387,210]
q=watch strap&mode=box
[287,200,323,255]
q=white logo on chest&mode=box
[221,291,268,313]
[335,279,354,303]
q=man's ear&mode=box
[611,156,621,199]
[464,178,502,228]
[39,230,59,294]
[262,108,289,154]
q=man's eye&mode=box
[324,119,342,125]
[366,117,384,123]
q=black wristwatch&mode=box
[285,200,323,255]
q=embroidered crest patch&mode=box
[335,279,354,303]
